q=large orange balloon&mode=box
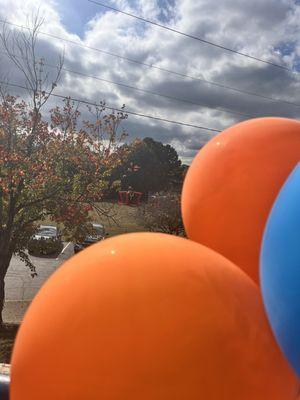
[182,117,300,283]
[11,233,297,400]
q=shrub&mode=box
[138,192,185,236]
[28,237,63,256]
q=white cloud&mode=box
[0,0,300,163]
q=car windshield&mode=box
[85,225,104,239]
[36,228,56,237]
[93,226,105,236]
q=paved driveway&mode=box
[5,242,74,301]
[3,242,74,323]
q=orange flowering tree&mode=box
[0,94,128,324]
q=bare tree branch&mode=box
[0,14,64,112]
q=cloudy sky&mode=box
[0,0,300,163]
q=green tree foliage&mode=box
[108,137,185,197]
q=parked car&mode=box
[74,223,107,253]
[31,225,60,240]
[28,225,63,256]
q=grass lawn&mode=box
[40,201,147,239]
[91,201,147,237]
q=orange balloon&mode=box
[11,233,297,400]
[182,117,300,283]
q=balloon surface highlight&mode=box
[182,117,300,283]
[11,233,297,400]
[261,163,300,377]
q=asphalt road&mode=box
[3,242,75,323]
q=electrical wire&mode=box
[0,19,299,109]
[88,0,292,72]
[0,79,222,132]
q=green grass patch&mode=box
[0,324,19,363]
[91,202,147,237]
[39,201,147,240]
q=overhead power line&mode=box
[0,49,256,118]
[0,19,299,109]
[58,65,257,118]
[88,0,292,72]
[0,80,222,133]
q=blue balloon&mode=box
[261,163,300,376]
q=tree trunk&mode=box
[0,251,13,327]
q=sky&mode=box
[0,0,300,163]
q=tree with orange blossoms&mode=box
[0,94,128,324]
[0,16,129,325]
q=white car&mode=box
[31,225,60,240]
